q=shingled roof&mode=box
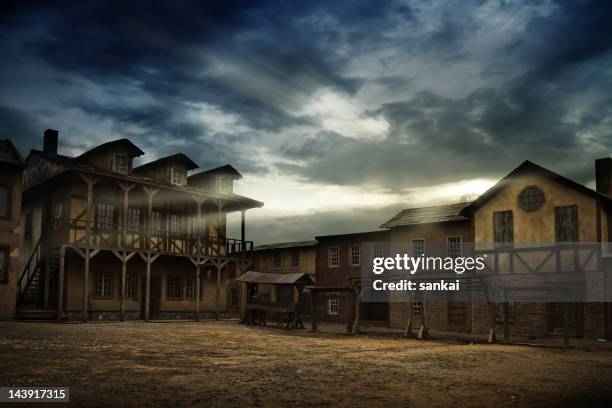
[0,139,25,166]
[380,202,471,228]
[236,271,315,285]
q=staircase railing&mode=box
[17,235,42,301]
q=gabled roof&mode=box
[77,139,144,159]
[254,240,318,251]
[235,271,315,285]
[380,202,471,229]
[0,139,25,166]
[133,153,199,173]
[315,230,388,240]
[189,164,242,181]
[461,160,612,214]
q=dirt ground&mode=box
[1,321,611,408]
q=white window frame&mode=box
[290,253,300,269]
[272,254,282,270]
[218,177,232,194]
[327,294,339,316]
[170,166,186,186]
[125,271,138,298]
[112,153,128,175]
[94,270,112,298]
[349,245,360,266]
[446,236,463,258]
[328,247,339,267]
[411,238,425,257]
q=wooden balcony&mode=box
[52,218,253,258]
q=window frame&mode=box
[446,236,463,258]
[411,238,425,257]
[166,275,183,300]
[493,210,514,249]
[112,153,129,175]
[349,245,360,266]
[327,293,339,316]
[230,286,240,307]
[218,177,232,194]
[555,205,579,243]
[0,184,11,220]
[93,270,113,298]
[96,202,115,230]
[272,253,282,270]
[170,166,186,186]
[125,271,139,299]
[290,253,300,269]
[328,247,339,268]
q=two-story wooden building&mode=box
[313,230,389,332]
[380,159,612,341]
[17,129,262,321]
[0,139,25,320]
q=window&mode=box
[518,185,545,212]
[411,298,423,318]
[0,185,9,219]
[349,245,360,266]
[555,205,578,243]
[127,208,141,233]
[0,246,8,284]
[53,202,64,230]
[151,211,163,233]
[96,203,115,229]
[290,254,300,269]
[447,236,462,258]
[495,302,515,323]
[94,271,112,298]
[447,294,466,326]
[185,277,195,299]
[327,294,339,315]
[126,272,138,298]
[411,239,425,257]
[328,247,339,267]
[272,254,282,270]
[112,153,128,175]
[218,177,232,194]
[373,243,384,259]
[493,210,513,249]
[170,167,186,186]
[166,276,182,299]
[230,287,239,306]
[170,214,184,235]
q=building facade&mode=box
[17,129,262,321]
[0,139,24,320]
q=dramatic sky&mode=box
[1,0,611,244]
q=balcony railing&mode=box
[52,218,253,257]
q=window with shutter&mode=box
[493,210,513,249]
[555,205,578,243]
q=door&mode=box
[149,275,162,320]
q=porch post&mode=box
[120,252,126,321]
[195,263,201,322]
[82,249,90,322]
[216,261,221,320]
[145,255,151,322]
[142,186,159,250]
[56,246,65,323]
[241,209,246,257]
[351,284,361,335]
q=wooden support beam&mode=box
[241,209,246,259]
[117,181,135,247]
[120,251,127,322]
[488,302,497,344]
[142,186,159,250]
[82,249,91,322]
[216,260,222,320]
[56,246,66,323]
[79,173,100,246]
[195,264,201,322]
[351,284,361,335]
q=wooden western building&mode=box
[380,159,612,341]
[313,230,389,333]
[251,240,317,317]
[0,139,25,320]
[17,129,262,321]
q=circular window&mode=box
[518,185,545,212]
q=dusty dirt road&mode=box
[1,321,611,407]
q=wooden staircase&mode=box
[16,237,60,320]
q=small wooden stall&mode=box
[237,271,315,329]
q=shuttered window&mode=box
[555,205,578,243]
[493,210,513,248]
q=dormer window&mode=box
[112,153,128,175]
[171,166,186,186]
[218,177,232,194]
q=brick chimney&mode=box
[43,129,58,155]
[595,157,612,197]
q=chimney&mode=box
[43,129,58,155]
[595,157,612,197]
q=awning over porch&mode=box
[236,271,315,286]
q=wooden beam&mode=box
[195,264,201,322]
[351,284,361,335]
[241,209,246,259]
[145,253,151,322]
[120,251,127,322]
[82,249,90,322]
[216,260,221,320]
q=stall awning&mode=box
[236,271,315,286]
